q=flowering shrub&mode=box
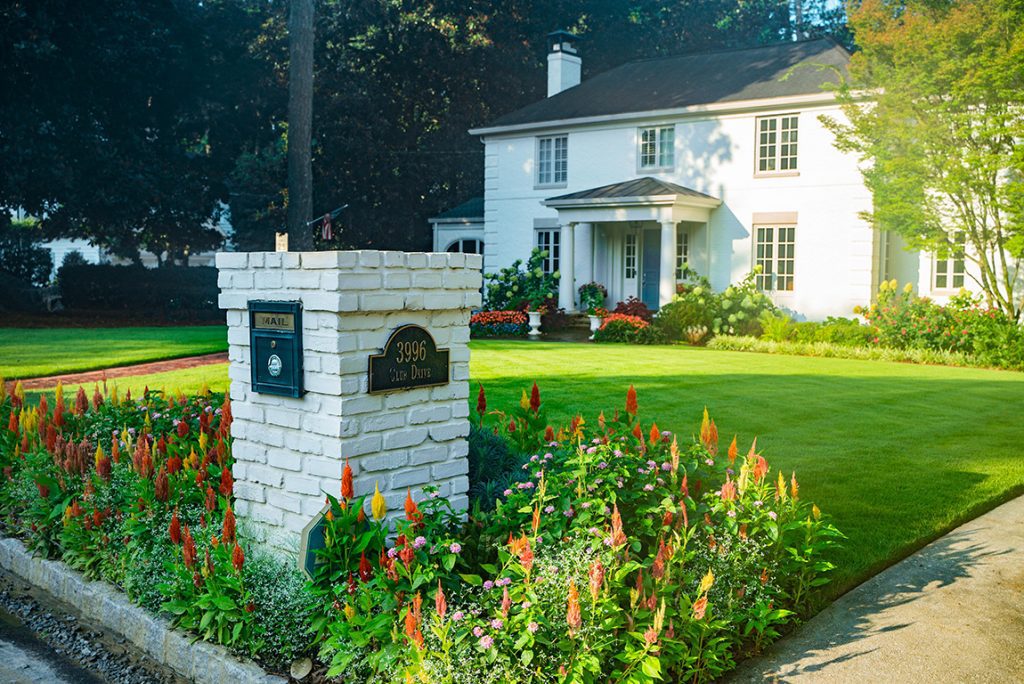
[0,380,310,670]
[611,296,654,322]
[484,249,559,311]
[657,272,776,343]
[316,385,842,683]
[593,313,663,344]
[470,310,530,338]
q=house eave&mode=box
[542,194,722,210]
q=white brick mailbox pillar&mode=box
[215,250,481,555]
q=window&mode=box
[756,114,798,173]
[639,126,674,169]
[934,233,966,290]
[535,229,560,274]
[675,228,689,280]
[537,136,568,185]
[754,225,795,291]
[445,238,483,255]
[624,233,637,279]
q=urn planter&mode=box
[588,315,602,340]
[527,310,543,337]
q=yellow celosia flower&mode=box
[699,569,715,594]
[371,482,387,521]
[812,504,821,520]
[519,390,530,411]
[344,603,355,620]
[14,381,24,402]
[903,282,913,294]
[95,446,105,469]
[198,432,208,452]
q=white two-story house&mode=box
[432,32,961,320]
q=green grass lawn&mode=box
[0,326,228,379]
[20,339,1024,602]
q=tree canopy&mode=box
[826,0,1024,318]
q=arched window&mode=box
[446,239,484,255]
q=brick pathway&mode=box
[20,353,228,390]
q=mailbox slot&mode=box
[248,300,304,397]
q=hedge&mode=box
[59,264,220,319]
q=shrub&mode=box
[58,264,221,320]
[470,310,529,338]
[0,219,53,287]
[593,313,663,344]
[612,296,654,322]
[708,335,979,367]
[484,249,559,311]
[657,272,775,343]
[466,424,529,511]
[577,282,608,315]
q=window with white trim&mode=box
[756,114,798,173]
[537,135,568,185]
[675,228,689,280]
[639,126,674,169]
[754,225,795,292]
[535,229,560,274]
[624,233,637,279]
[445,238,483,255]
[933,232,966,290]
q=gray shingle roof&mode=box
[545,177,718,204]
[483,38,850,130]
[429,197,484,222]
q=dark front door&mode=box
[641,228,661,311]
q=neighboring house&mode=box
[428,197,485,266]
[436,32,961,320]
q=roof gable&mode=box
[483,38,850,131]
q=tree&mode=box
[286,0,315,251]
[825,0,1024,319]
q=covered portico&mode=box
[543,178,722,311]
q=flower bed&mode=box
[470,310,530,338]
[1,378,841,682]
[593,313,663,344]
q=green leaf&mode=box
[212,595,237,611]
[459,573,482,586]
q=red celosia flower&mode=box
[232,543,245,572]
[359,552,372,582]
[36,481,49,499]
[96,453,111,480]
[341,459,354,500]
[399,545,415,568]
[435,581,447,620]
[544,426,555,442]
[508,419,516,433]
[625,385,638,416]
[566,580,581,635]
[170,509,182,545]
[155,436,167,455]
[662,510,673,528]
[219,466,233,497]
[518,535,534,575]
[476,383,486,419]
[6,411,17,434]
[530,383,541,413]
[74,387,88,416]
[205,486,217,512]
[182,525,197,569]
[154,467,169,502]
[166,455,182,474]
[692,596,708,620]
[177,419,188,438]
[222,505,236,544]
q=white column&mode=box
[558,223,576,311]
[575,222,593,290]
[659,220,677,307]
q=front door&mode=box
[641,228,661,311]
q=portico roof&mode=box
[543,177,720,209]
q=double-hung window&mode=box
[535,229,561,274]
[756,114,798,173]
[754,225,796,292]
[675,228,689,280]
[639,126,674,170]
[933,233,966,290]
[537,135,568,186]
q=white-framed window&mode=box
[754,225,795,292]
[756,114,798,173]
[675,228,689,280]
[933,232,966,290]
[445,238,483,255]
[624,233,638,279]
[535,229,560,274]
[537,135,568,186]
[639,126,674,169]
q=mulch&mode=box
[19,353,229,390]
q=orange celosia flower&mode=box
[501,586,511,618]
[404,489,422,524]
[341,459,353,500]
[566,580,581,635]
[680,473,689,498]
[544,425,555,442]
[625,385,638,416]
[632,422,643,441]
[232,543,245,572]
[531,505,541,535]
[700,408,719,455]
[610,504,627,547]
[720,477,737,502]
[692,596,708,620]
[753,455,769,481]
[74,387,88,416]
[519,535,534,575]
[219,466,233,497]
[154,467,169,502]
[727,436,738,464]
[435,581,447,620]
[588,559,604,602]
[205,486,216,512]
[222,505,236,544]
[530,382,541,413]
[476,383,486,421]
[182,525,196,569]
[791,472,799,499]
[649,422,660,445]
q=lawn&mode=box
[0,326,228,379]
[17,339,1024,602]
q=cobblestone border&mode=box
[0,536,286,684]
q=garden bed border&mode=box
[0,535,285,684]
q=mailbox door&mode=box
[252,333,300,396]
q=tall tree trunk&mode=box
[286,0,315,251]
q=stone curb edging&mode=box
[0,536,286,684]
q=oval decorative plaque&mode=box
[368,324,450,394]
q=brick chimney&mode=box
[547,30,581,97]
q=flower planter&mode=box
[527,310,543,337]
[588,315,602,340]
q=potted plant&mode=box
[578,281,609,339]
[521,251,559,338]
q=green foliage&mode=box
[467,425,528,512]
[58,265,220,319]
[577,282,608,315]
[484,249,559,311]
[758,312,874,347]
[593,314,664,345]
[0,220,52,287]
[707,335,980,368]
[657,273,776,343]
[825,0,1024,319]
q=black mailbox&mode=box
[248,300,304,398]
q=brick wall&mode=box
[216,250,481,556]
